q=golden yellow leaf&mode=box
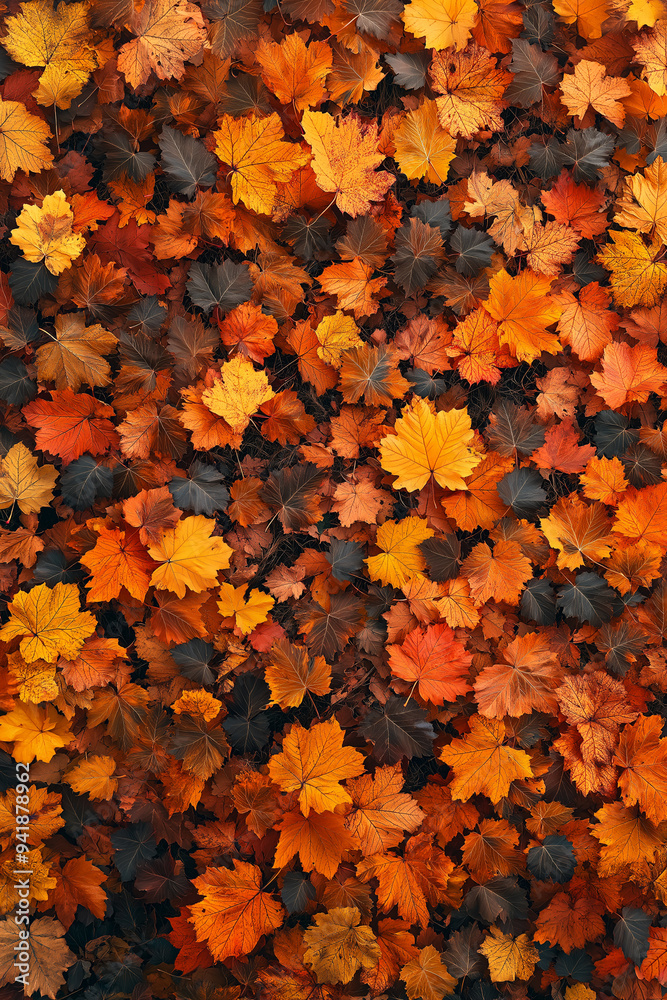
[172,689,223,721]
[214,112,309,215]
[553,0,610,38]
[315,312,364,366]
[439,715,533,803]
[478,927,539,982]
[394,100,456,184]
[117,0,206,88]
[379,398,481,492]
[201,355,275,432]
[0,442,57,515]
[64,755,118,799]
[484,269,562,363]
[2,0,97,109]
[0,97,53,182]
[627,0,665,26]
[255,33,332,112]
[217,582,275,634]
[635,21,667,95]
[431,45,509,140]
[401,945,457,1000]
[0,582,96,663]
[148,515,233,598]
[10,190,85,274]
[0,704,72,763]
[7,652,58,704]
[615,156,667,242]
[402,0,478,50]
[36,312,117,390]
[597,230,667,307]
[303,907,381,984]
[560,60,631,126]
[268,718,365,816]
[365,517,435,588]
[302,110,394,218]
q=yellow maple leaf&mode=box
[553,0,610,38]
[201,355,275,432]
[268,718,365,816]
[365,517,435,588]
[2,0,97,109]
[484,269,562,362]
[478,927,539,982]
[0,97,53,183]
[0,704,72,763]
[635,22,667,95]
[10,190,85,275]
[303,907,381,985]
[402,0,478,50]
[627,0,665,27]
[117,0,206,88]
[148,515,233,598]
[560,60,631,126]
[64,755,118,799]
[431,45,509,140]
[394,100,456,184]
[379,397,481,492]
[302,110,395,218]
[36,312,117,390]
[615,156,667,242]
[597,230,667,307]
[0,582,96,663]
[218,583,275,635]
[0,442,58,515]
[315,312,364,366]
[401,945,457,1000]
[439,715,534,803]
[214,112,309,215]
[7,652,58,704]
[255,33,332,112]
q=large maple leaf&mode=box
[388,623,472,704]
[473,631,564,718]
[439,716,534,803]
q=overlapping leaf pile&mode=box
[4,0,667,998]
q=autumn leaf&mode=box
[0,442,57,514]
[597,231,667,308]
[11,190,86,274]
[0,97,53,182]
[36,312,117,390]
[0,916,74,998]
[388,623,472,704]
[148,515,233,598]
[274,808,355,878]
[345,764,425,855]
[255,32,332,112]
[401,945,457,1000]
[302,110,394,217]
[402,0,478,50]
[484,269,562,363]
[431,44,509,139]
[201,355,275,432]
[117,0,206,87]
[474,631,564,718]
[365,516,434,587]
[268,718,365,815]
[379,398,481,492]
[478,928,538,982]
[0,582,96,663]
[214,113,309,215]
[81,524,155,603]
[541,494,614,570]
[560,61,631,126]
[590,341,667,409]
[394,100,456,183]
[217,582,275,634]
[264,639,331,708]
[615,156,667,242]
[439,715,534,803]
[190,860,284,960]
[461,540,533,606]
[613,715,667,824]
[303,907,381,984]
[0,703,72,763]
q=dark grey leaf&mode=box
[411,197,452,236]
[127,296,168,336]
[521,4,554,47]
[573,250,607,286]
[450,225,495,276]
[326,539,364,582]
[223,675,272,752]
[391,217,443,294]
[526,835,576,882]
[521,577,557,625]
[9,260,58,305]
[60,455,115,511]
[465,876,528,922]
[562,127,615,181]
[553,949,594,982]
[100,131,156,183]
[110,823,157,881]
[594,410,638,457]
[405,368,447,398]
[340,0,403,37]
[282,872,316,913]
[0,358,36,406]
[187,260,253,313]
[360,696,435,764]
[420,534,461,580]
[203,0,263,56]
[614,907,652,966]
[529,138,569,180]
[557,572,617,626]
[159,125,217,198]
[385,50,430,89]
[497,468,546,518]
[172,639,216,685]
[506,38,559,107]
[169,461,229,515]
